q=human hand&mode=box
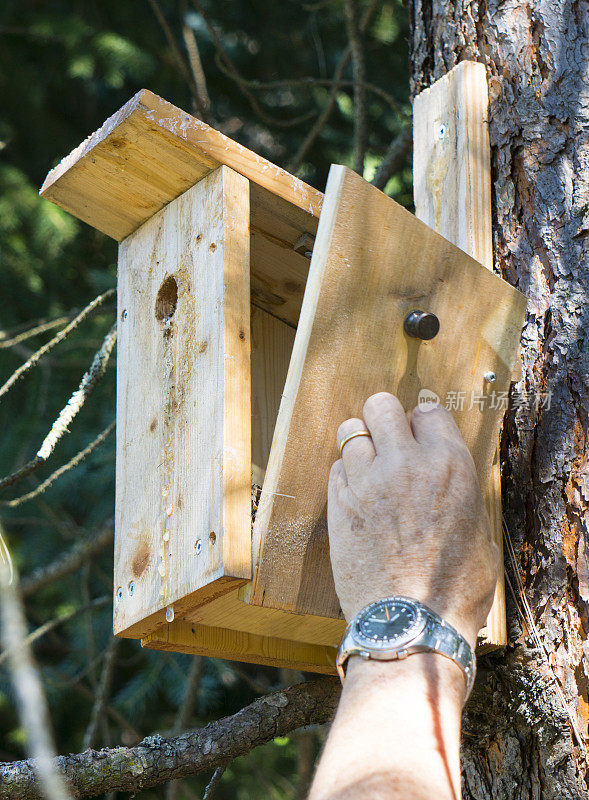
[327,392,499,648]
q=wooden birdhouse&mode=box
[41,64,526,675]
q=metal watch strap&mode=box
[420,607,476,698]
[336,597,476,701]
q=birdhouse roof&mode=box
[40,89,323,242]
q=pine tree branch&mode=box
[1,422,115,508]
[0,325,117,492]
[0,290,115,400]
[0,678,340,800]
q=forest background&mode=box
[0,1,412,798]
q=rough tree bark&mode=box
[409,0,588,797]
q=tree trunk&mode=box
[409,1,588,796]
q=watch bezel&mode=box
[352,597,427,650]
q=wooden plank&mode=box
[413,60,506,647]
[114,166,251,639]
[248,165,526,619]
[142,621,338,675]
[251,307,296,485]
[184,587,345,647]
[249,183,317,327]
[40,89,322,242]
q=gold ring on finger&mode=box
[339,430,372,457]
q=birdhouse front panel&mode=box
[114,166,252,639]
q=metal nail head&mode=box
[484,371,497,383]
[404,310,440,341]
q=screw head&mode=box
[116,587,123,604]
[484,371,497,383]
[195,539,202,554]
[404,310,440,340]
[128,581,135,596]
[121,309,128,321]
[437,123,447,140]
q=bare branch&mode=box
[0,289,115,399]
[0,549,74,800]
[49,667,141,743]
[191,0,313,129]
[208,74,407,117]
[0,316,72,350]
[288,0,380,173]
[181,0,211,117]
[147,0,205,117]
[83,637,120,750]
[165,656,205,800]
[0,597,109,669]
[0,678,340,799]
[202,765,227,800]
[20,521,114,598]
[344,0,368,174]
[0,325,117,492]
[2,422,115,508]
[371,124,413,190]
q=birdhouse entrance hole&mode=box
[155,275,178,325]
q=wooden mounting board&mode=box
[143,621,338,675]
[39,91,320,328]
[413,61,507,648]
[247,165,526,619]
[114,166,251,639]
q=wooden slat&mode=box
[184,588,345,647]
[40,89,322,242]
[247,165,526,619]
[142,621,338,675]
[413,61,506,647]
[251,307,296,484]
[249,184,317,327]
[114,166,251,639]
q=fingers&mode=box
[328,458,348,493]
[336,417,376,484]
[410,403,466,449]
[362,393,416,455]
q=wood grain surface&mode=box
[114,166,251,639]
[413,61,507,647]
[248,165,526,619]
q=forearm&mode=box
[309,654,465,800]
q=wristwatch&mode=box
[336,596,476,699]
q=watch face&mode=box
[354,598,425,649]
